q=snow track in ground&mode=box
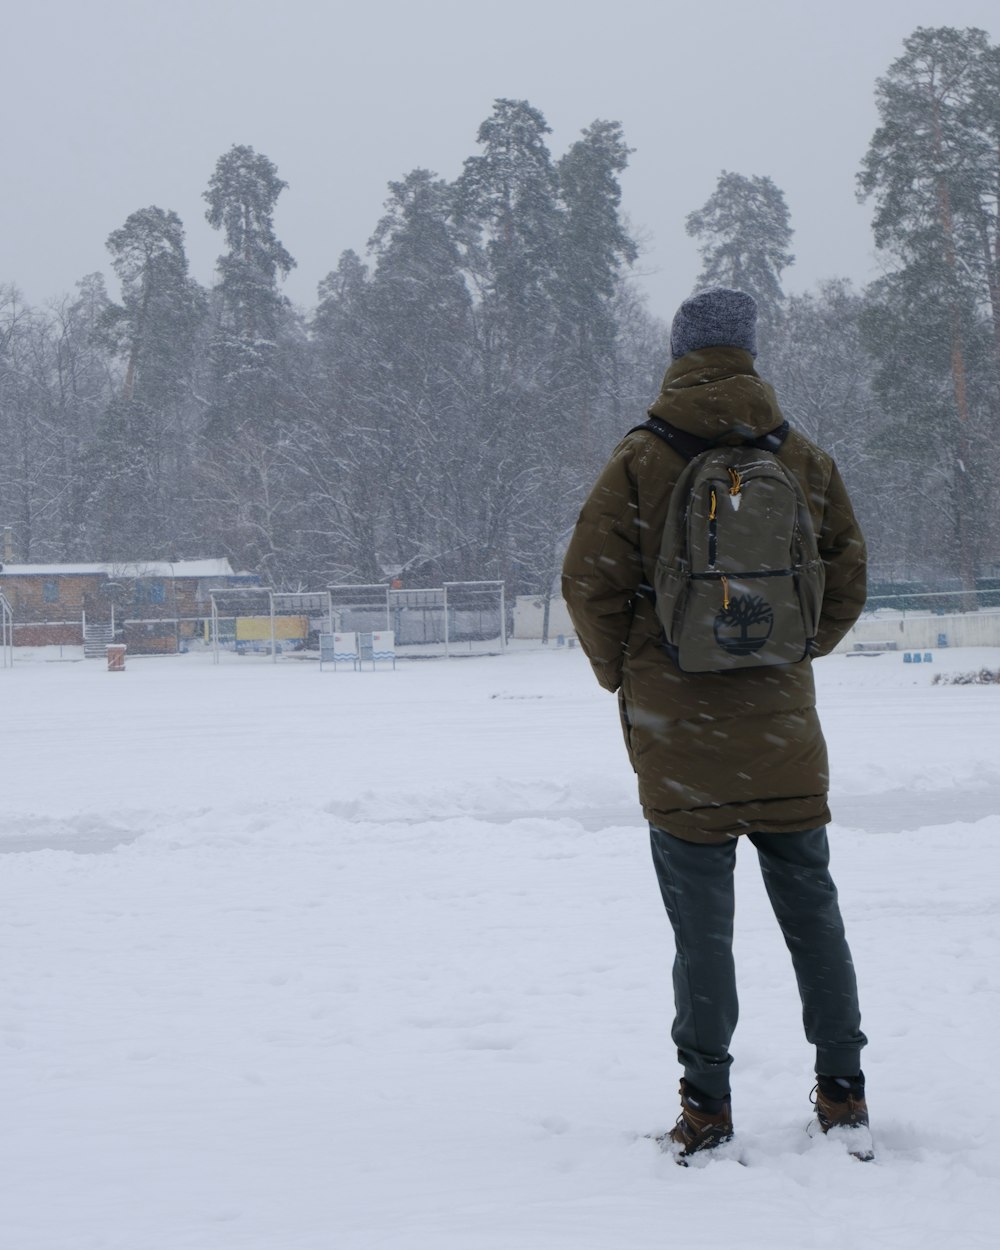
[0,645,997,1248]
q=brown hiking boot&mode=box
[667,1079,733,1162]
[812,1072,874,1162]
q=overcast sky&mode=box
[3,0,997,324]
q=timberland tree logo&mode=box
[714,594,774,655]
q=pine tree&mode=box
[685,171,794,353]
[104,207,205,406]
[204,146,294,333]
[555,121,637,358]
[451,100,567,593]
[554,120,638,451]
[364,170,476,580]
[203,144,296,437]
[301,250,388,583]
[508,119,642,630]
[454,98,562,365]
[200,145,304,582]
[858,25,1000,591]
[89,207,206,558]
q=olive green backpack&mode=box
[638,417,825,673]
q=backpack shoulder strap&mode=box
[630,415,790,460]
[749,421,791,453]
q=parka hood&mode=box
[647,346,784,444]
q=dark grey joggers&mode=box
[650,825,866,1100]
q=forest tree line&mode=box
[1,25,998,602]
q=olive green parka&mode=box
[561,347,867,843]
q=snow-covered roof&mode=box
[1,559,238,579]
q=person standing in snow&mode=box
[561,288,872,1161]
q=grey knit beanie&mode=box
[670,287,758,360]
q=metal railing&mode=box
[0,592,12,667]
[865,585,1000,615]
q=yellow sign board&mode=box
[235,615,309,642]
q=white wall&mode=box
[513,596,575,640]
[516,596,1000,650]
[836,608,1000,651]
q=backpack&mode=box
[637,416,825,673]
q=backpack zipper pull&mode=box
[708,489,718,565]
[727,467,743,512]
[721,574,730,609]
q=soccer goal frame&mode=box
[441,581,506,658]
[328,584,392,635]
[208,588,333,663]
[327,580,506,658]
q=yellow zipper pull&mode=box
[727,467,742,496]
[721,574,730,609]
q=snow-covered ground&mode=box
[1,643,997,1249]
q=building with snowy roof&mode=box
[0,559,259,654]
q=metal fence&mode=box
[328,581,506,656]
[0,592,12,668]
[865,580,1000,614]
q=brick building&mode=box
[0,560,259,654]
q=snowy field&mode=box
[1,641,998,1249]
